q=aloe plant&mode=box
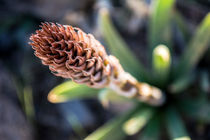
[29,0,210,139]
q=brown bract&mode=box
[29,22,112,88]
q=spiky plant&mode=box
[29,0,210,139]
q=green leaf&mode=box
[174,10,191,42]
[123,106,154,135]
[149,0,175,56]
[178,98,210,122]
[174,13,210,79]
[169,73,195,94]
[48,81,99,103]
[23,86,35,121]
[85,105,140,140]
[200,70,210,93]
[152,44,171,87]
[67,112,87,139]
[165,107,191,140]
[139,114,161,140]
[99,8,148,81]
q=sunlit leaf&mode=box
[174,13,210,79]
[149,0,175,56]
[152,44,171,87]
[99,8,149,81]
[123,106,154,135]
[165,107,191,140]
[48,81,99,103]
[85,105,140,140]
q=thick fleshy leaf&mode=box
[149,0,175,55]
[174,10,191,42]
[123,106,154,135]
[139,114,161,140]
[48,81,99,103]
[99,8,149,81]
[178,98,210,122]
[85,105,140,140]
[152,44,171,87]
[169,73,195,94]
[174,13,210,80]
[165,107,191,140]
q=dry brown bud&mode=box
[29,22,165,106]
[30,22,112,88]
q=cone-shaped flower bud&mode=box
[30,22,111,88]
[29,22,165,106]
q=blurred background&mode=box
[0,0,210,140]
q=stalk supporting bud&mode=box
[29,22,165,106]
